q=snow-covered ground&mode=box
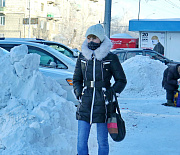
[0,45,180,155]
[109,96,180,155]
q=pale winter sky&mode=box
[112,0,180,20]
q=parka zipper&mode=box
[101,61,104,81]
[90,55,96,124]
[85,61,88,81]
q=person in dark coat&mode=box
[153,42,164,55]
[73,24,127,155]
[162,64,180,106]
[151,35,164,55]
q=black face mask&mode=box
[88,41,101,50]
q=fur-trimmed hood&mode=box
[81,36,112,61]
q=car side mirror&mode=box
[50,62,57,68]
[72,48,79,57]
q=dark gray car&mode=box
[112,48,180,66]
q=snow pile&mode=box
[121,55,167,98]
[0,45,77,155]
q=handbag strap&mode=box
[115,96,121,116]
[112,89,121,116]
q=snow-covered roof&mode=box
[129,18,180,32]
[110,33,134,38]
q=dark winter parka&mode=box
[73,36,127,124]
[162,64,180,91]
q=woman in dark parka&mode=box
[73,24,127,155]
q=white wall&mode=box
[166,32,180,62]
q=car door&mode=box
[27,46,68,69]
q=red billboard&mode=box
[110,38,139,49]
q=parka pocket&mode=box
[81,60,87,80]
[102,61,111,78]
[81,60,87,70]
[103,61,111,70]
[103,61,110,66]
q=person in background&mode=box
[73,24,127,155]
[162,64,180,106]
[151,36,164,55]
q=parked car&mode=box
[0,41,78,105]
[112,48,180,65]
[0,38,78,61]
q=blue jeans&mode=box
[77,120,109,155]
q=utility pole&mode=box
[28,0,31,38]
[104,0,112,38]
[138,0,141,20]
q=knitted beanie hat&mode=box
[85,24,105,42]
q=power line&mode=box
[141,0,180,17]
[139,0,179,19]
[164,0,180,10]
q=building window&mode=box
[41,3,44,11]
[0,15,5,25]
[0,0,5,7]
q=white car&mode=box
[0,41,78,105]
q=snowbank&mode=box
[121,55,167,98]
[0,45,77,155]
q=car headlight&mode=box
[66,78,73,86]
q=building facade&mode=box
[0,0,104,49]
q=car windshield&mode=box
[48,44,74,58]
[145,51,169,63]
[116,52,125,63]
[126,51,143,59]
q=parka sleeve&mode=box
[73,54,83,99]
[167,69,178,86]
[110,54,127,94]
[162,68,168,88]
